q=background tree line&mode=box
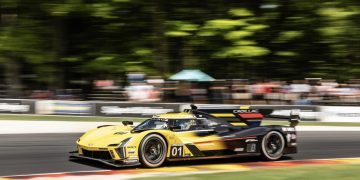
[0,0,358,96]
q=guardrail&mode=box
[0,99,317,118]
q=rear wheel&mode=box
[139,134,167,168]
[261,131,285,160]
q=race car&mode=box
[70,105,299,168]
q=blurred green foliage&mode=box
[0,0,358,90]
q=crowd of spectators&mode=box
[115,77,360,105]
[24,75,360,105]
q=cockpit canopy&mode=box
[132,112,233,132]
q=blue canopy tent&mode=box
[169,69,215,82]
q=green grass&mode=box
[0,114,359,126]
[135,164,360,180]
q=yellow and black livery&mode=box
[70,104,299,168]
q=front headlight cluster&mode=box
[115,138,133,159]
[107,137,132,147]
[119,138,133,147]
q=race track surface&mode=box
[1,131,360,176]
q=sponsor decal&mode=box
[0,103,30,113]
[245,139,258,142]
[36,100,92,115]
[233,109,258,113]
[234,148,244,152]
[100,106,173,115]
[336,113,360,117]
[54,102,91,114]
[282,127,295,132]
[321,106,360,122]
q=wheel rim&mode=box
[264,133,284,158]
[143,138,165,164]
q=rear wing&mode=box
[184,104,300,127]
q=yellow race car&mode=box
[70,105,299,168]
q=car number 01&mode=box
[170,146,183,157]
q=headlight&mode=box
[116,138,132,159]
[119,138,132,147]
[107,137,132,147]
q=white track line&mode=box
[0,120,125,134]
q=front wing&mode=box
[69,151,141,168]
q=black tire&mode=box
[139,134,167,168]
[261,131,285,160]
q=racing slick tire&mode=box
[139,134,167,168]
[260,131,285,161]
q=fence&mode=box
[0,99,357,122]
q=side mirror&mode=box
[122,121,134,126]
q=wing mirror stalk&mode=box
[289,109,301,127]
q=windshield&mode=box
[133,119,168,131]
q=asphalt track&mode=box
[1,131,360,177]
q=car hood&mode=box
[77,125,135,148]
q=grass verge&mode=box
[135,164,360,180]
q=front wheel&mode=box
[139,134,167,168]
[261,131,285,160]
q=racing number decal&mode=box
[170,146,183,157]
